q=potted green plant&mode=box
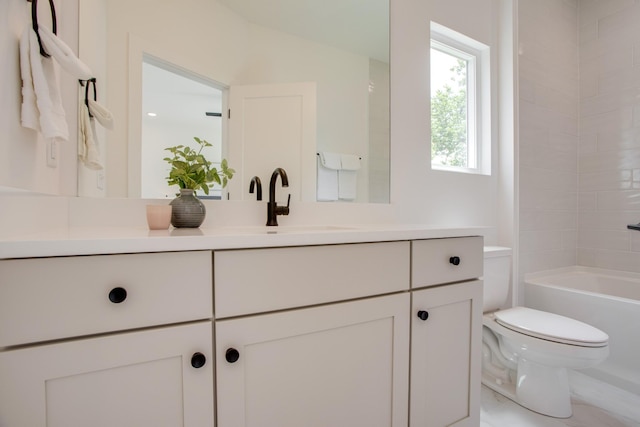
[163,137,235,228]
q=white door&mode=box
[227,82,317,202]
[216,293,410,427]
[410,281,483,427]
[0,322,214,427]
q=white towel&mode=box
[319,151,342,170]
[340,154,361,170]
[88,98,114,129]
[338,154,360,200]
[316,155,339,201]
[40,27,114,132]
[38,25,93,80]
[19,28,39,131]
[78,103,103,170]
[338,170,357,200]
[20,27,68,141]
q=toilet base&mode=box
[481,359,572,419]
[516,358,572,418]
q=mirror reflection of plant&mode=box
[163,137,235,195]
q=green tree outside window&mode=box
[431,57,468,167]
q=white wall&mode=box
[369,59,391,204]
[577,0,640,272]
[517,0,580,288]
[390,0,502,230]
[0,0,78,196]
[77,0,106,198]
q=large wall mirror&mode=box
[78,0,389,203]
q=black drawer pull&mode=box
[108,287,127,304]
[417,310,429,321]
[226,348,240,363]
[191,352,207,368]
[449,256,461,266]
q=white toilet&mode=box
[482,246,609,418]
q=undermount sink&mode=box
[214,225,356,235]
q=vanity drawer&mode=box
[411,237,483,288]
[0,251,212,347]
[214,241,410,318]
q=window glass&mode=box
[430,46,471,168]
[430,22,489,175]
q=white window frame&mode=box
[430,22,491,175]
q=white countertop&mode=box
[0,224,488,259]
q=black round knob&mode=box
[225,348,240,363]
[417,310,429,321]
[191,352,206,368]
[449,256,461,266]
[108,287,127,304]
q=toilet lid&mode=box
[494,307,609,347]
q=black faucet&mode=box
[266,168,290,226]
[249,176,262,200]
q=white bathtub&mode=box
[524,266,640,396]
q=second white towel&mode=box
[78,103,103,170]
[338,154,360,200]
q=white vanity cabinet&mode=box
[0,231,484,427]
[410,237,483,427]
[0,251,215,427]
[214,242,411,427]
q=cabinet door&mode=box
[216,293,410,427]
[0,322,214,427]
[410,281,482,427]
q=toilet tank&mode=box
[483,246,512,311]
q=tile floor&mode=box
[480,372,640,427]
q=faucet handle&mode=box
[276,194,291,216]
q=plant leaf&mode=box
[164,137,235,190]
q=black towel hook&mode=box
[82,78,97,118]
[31,0,57,58]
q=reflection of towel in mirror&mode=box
[19,27,68,141]
[340,154,361,171]
[319,152,342,170]
[38,25,93,80]
[78,103,103,170]
[317,152,341,201]
[338,154,360,200]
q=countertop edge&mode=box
[0,225,490,259]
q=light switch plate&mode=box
[46,140,57,168]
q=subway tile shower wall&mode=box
[518,0,580,287]
[577,0,640,272]
[518,0,640,288]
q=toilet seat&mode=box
[494,307,608,347]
